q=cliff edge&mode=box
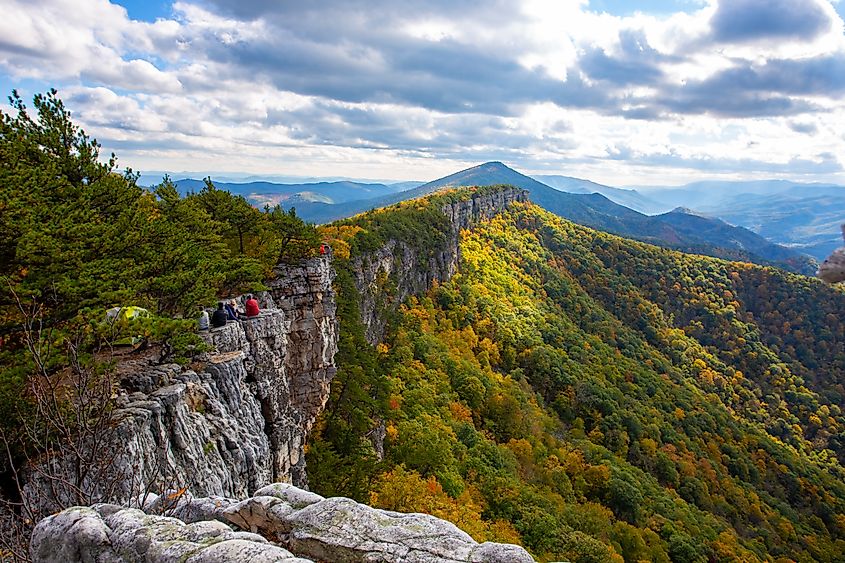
[31,483,533,563]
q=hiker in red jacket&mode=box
[245,294,260,318]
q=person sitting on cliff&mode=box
[225,298,242,321]
[211,302,228,328]
[245,294,260,318]
[198,309,210,331]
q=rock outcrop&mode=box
[23,254,337,514]
[818,224,845,284]
[354,186,527,343]
[31,483,534,563]
[266,253,338,440]
[25,189,543,561]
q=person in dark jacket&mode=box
[245,295,260,318]
[211,302,228,328]
[225,299,240,321]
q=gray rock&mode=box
[253,482,324,508]
[30,507,118,563]
[31,505,312,563]
[33,484,534,562]
[184,540,310,563]
[285,496,534,563]
[819,224,845,284]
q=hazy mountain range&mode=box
[535,175,665,214]
[631,181,844,259]
[154,162,845,272]
[170,178,412,208]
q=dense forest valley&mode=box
[3,91,845,562]
[310,192,845,562]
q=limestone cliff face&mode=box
[266,254,338,440]
[23,254,337,513]
[190,252,337,490]
[353,186,527,343]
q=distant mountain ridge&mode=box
[636,181,845,260]
[697,190,845,261]
[403,162,817,274]
[150,162,825,274]
[169,178,412,207]
[536,174,664,214]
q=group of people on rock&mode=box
[199,294,260,330]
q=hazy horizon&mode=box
[136,162,845,191]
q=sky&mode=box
[1,0,845,186]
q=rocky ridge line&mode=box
[353,186,528,343]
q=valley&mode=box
[308,186,845,562]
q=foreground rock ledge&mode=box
[30,483,534,563]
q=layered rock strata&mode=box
[30,483,534,563]
[354,186,527,343]
[266,253,338,440]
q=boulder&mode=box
[31,483,535,563]
[818,224,845,284]
[31,505,310,563]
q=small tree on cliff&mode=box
[261,205,322,266]
[190,178,261,255]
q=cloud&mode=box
[0,0,182,92]
[602,143,843,174]
[0,0,844,185]
[653,53,845,117]
[789,121,819,135]
[580,28,684,88]
[214,34,567,115]
[194,0,517,26]
[710,0,834,43]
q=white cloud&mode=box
[0,0,843,186]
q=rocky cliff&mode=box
[353,186,527,343]
[23,254,337,514]
[25,187,541,562]
[23,187,525,510]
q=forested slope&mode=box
[308,189,845,563]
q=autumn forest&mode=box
[311,191,845,562]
